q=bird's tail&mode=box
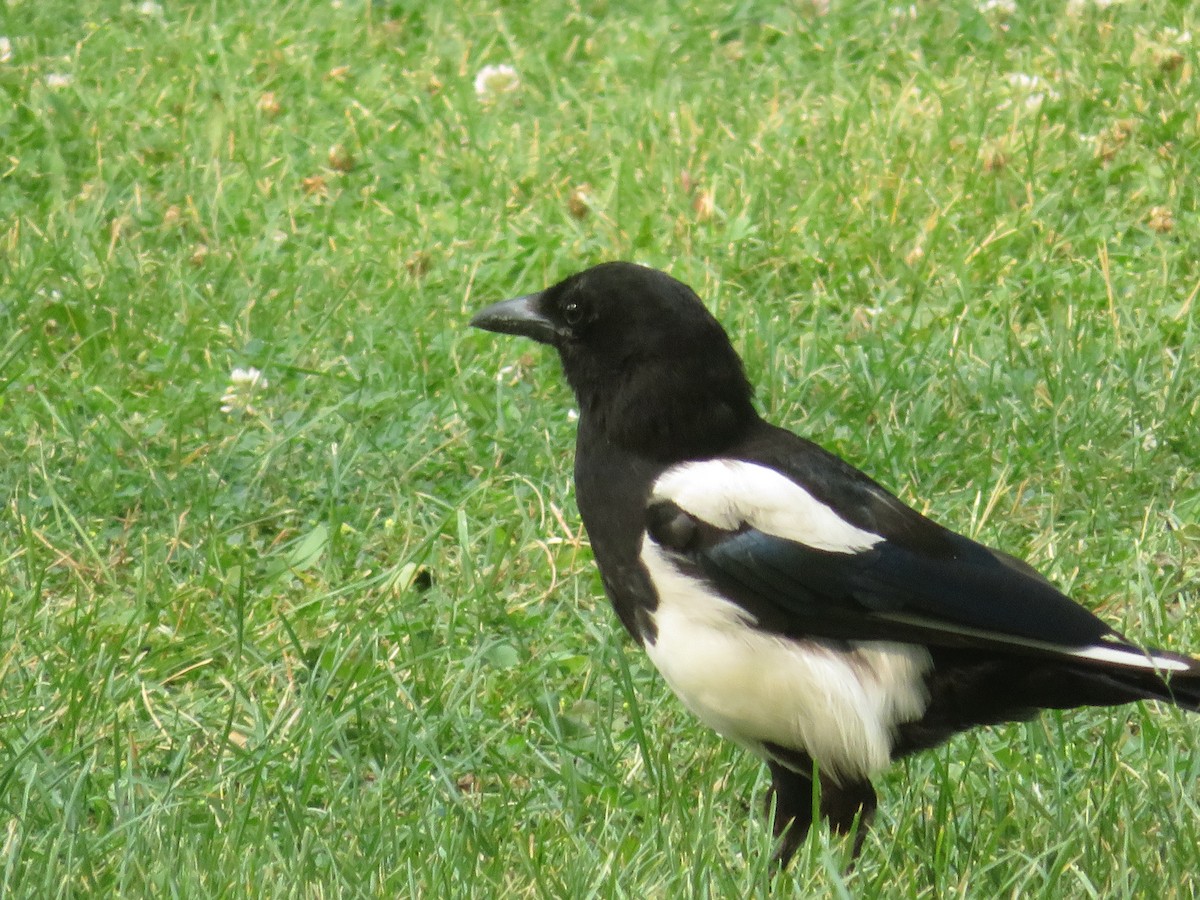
[1164,675,1200,711]
[1022,643,1200,715]
[1093,646,1200,713]
[1136,658,1200,712]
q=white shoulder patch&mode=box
[652,459,883,554]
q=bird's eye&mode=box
[563,301,584,326]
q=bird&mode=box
[470,260,1200,865]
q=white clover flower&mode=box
[1067,0,1121,14]
[473,63,519,101]
[232,366,266,387]
[1003,72,1059,111]
[0,37,12,64]
[1132,423,1159,452]
[1005,73,1042,92]
[221,366,268,415]
[978,0,1016,15]
[138,1,163,17]
[45,73,73,88]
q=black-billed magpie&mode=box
[471,261,1199,865]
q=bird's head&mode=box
[472,262,757,459]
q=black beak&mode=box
[470,292,559,346]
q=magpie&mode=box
[470,261,1200,865]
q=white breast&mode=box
[642,540,930,782]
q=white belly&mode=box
[641,541,931,784]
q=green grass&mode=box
[1,0,1198,895]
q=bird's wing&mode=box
[645,458,1190,674]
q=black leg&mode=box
[765,758,877,867]
[818,775,877,860]
[766,760,816,868]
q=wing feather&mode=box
[649,458,1190,673]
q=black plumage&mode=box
[471,261,1199,865]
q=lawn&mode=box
[2,0,1198,896]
